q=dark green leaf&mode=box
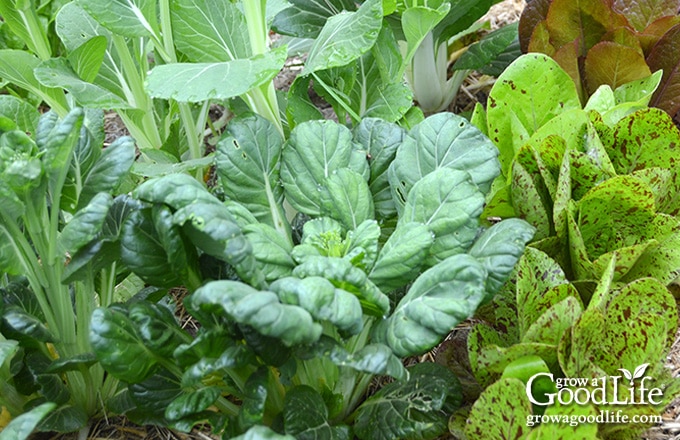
[165,387,221,421]
[0,402,55,440]
[272,0,356,39]
[284,386,350,440]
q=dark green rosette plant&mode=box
[0,108,135,436]
[83,112,535,439]
[451,53,680,438]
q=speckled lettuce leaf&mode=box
[465,378,532,440]
[375,255,487,357]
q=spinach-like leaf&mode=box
[0,402,56,440]
[354,362,461,440]
[216,114,285,226]
[284,385,350,440]
[321,168,375,230]
[187,281,323,346]
[272,0,357,39]
[243,223,295,282]
[400,168,485,265]
[375,255,487,357]
[271,276,363,337]
[388,112,499,209]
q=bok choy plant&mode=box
[0,109,135,435]
[83,112,535,439]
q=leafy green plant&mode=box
[519,0,680,122]
[463,250,679,439]
[82,112,534,438]
[274,0,520,118]
[445,52,680,439]
[0,109,135,435]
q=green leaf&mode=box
[78,135,135,208]
[0,95,40,135]
[146,48,287,102]
[465,378,532,440]
[388,112,499,208]
[35,57,131,109]
[172,201,263,288]
[400,3,450,67]
[89,306,158,383]
[281,120,368,215]
[272,0,357,39]
[38,405,89,433]
[345,219,381,270]
[77,0,157,37]
[468,218,535,301]
[454,23,519,71]
[0,402,56,440]
[133,174,217,209]
[368,222,434,292]
[352,118,406,219]
[376,255,487,357]
[244,223,295,281]
[271,277,363,336]
[45,353,97,374]
[121,209,185,287]
[303,0,383,75]
[400,168,485,264]
[187,281,323,346]
[67,35,107,83]
[171,0,249,62]
[284,386,350,440]
[128,301,187,358]
[132,154,214,178]
[0,50,69,114]
[165,387,221,422]
[293,256,390,317]
[1,308,54,343]
[354,362,461,440]
[216,114,284,225]
[59,192,112,254]
[486,53,581,176]
[321,168,374,230]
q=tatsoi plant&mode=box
[274,0,519,118]
[0,109,135,435]
[462,250,679,439]
[519,0,680,122]
[84,113,534,438]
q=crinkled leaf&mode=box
[244,223,295,282]
[321,168,374,230]
[187,281,322,346]
[400,168,485,265]
[0,95,39,135]
[376,255,487,357]
[293,256,389,317]
[216,114,284,225]
[165,387,221,422]
[454,23,519,71]
[271,277,363,337]
[302,0,382,75]
[389,113,499,207]
[352,118,406,219]
[469,218,535,301]
[345,219,380,271]
[146,49,287,103]
[128,369,183,424]
[128,301,187,358]
[354,362,461,440]
[133,174,217,209]
[368,222,433,293]
[89,306,158,383]
[284,386,350,440]
[281,120,368,215]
